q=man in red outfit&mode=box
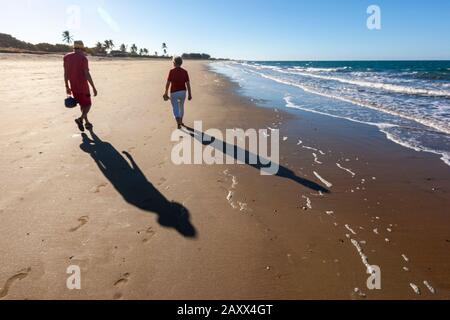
[64,40,98,131]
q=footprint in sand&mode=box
[90,183,108,194]
[137,227,156,243]
[157,177,167,186]
[113,273,131,300]
[158,161,166,168]
[69,216,89,232]
[0,267,31,299]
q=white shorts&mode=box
[170,90,186,118]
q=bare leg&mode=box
[81,105,91,123]
[80,105,93,130]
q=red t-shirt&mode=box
[64,52,90,94]
[167,67,190,93]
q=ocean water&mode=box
[210,60,450,167]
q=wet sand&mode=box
[0,54,449,300]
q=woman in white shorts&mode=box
[163,56,192,129]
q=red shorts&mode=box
[73,92,92,108]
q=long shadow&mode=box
[183,126,330,194]
[80,130,197,238]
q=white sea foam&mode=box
[410,283,421,295]
[302,145,318,152]
[351,239,375,274]
[302,196,312,209]
[211,63,450,168]
[295,67,349,73]
[226,191,237,209]
[345,224,357,235]
[423,281,436,294]
[282,68,450,97]
[353,288,367,298]
[238,202,248,212]
[312,153,323,164]
[270,75,450,136]
[224,170,246,210]
[313,171,333,188]
[336,163,356,177]
[284,96,450,167]
[232,178,238,190]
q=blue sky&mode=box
[1,0,449,60]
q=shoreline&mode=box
[209,61,450,169]
[205,62,450,299]
[0,56,449,299]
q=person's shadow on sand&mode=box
[182,126,330,194]
[80,130,197,238]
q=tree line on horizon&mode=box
[0,32,72,54]
[0,31,224,60]
[62,30,168,58]
[62,31,216,60]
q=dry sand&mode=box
[0,53,449,300]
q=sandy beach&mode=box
[0,54,449,300]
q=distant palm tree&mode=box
[103,41,109,50]
[142,48,149,56]
[94,42,105,55]
[103,40,113,53]
[62,31,73,44]
[120,44,127,53]
[130,44,138,55]
[104,40,114,52]
[155,51,158,56]
[162,43,167,56]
